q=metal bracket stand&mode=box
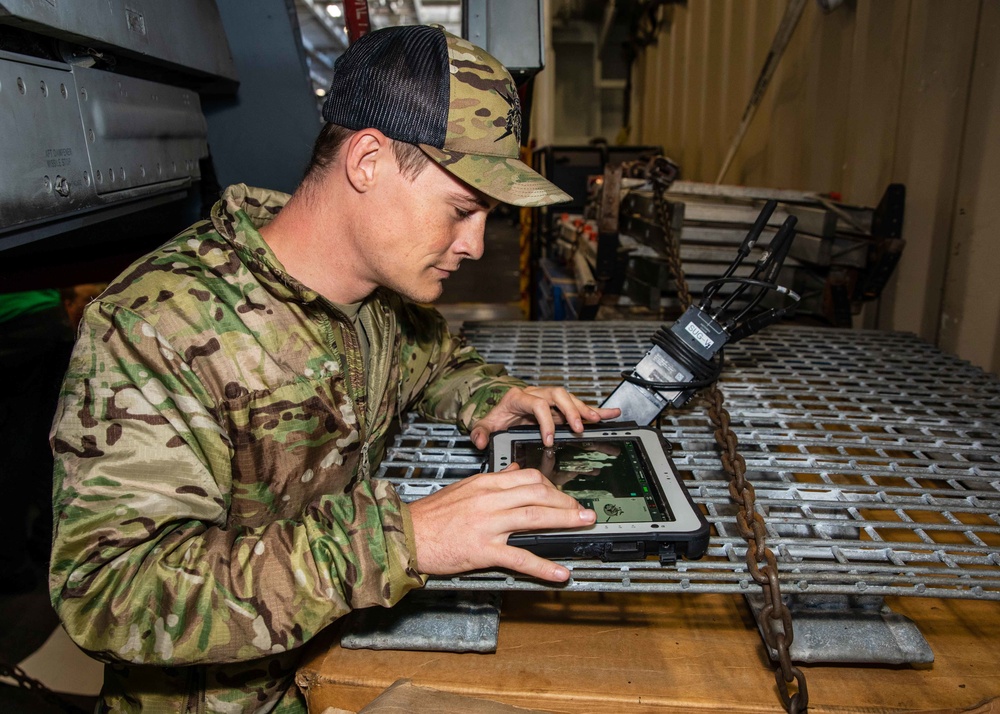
[339,590,502,654]
[745,593,934,665]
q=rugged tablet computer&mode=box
[489,425,709,564]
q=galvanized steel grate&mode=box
[377,323,1000,600]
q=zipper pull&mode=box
[359,438,371,480]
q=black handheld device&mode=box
[489,424,709,565]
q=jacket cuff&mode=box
[385,494,429,596]
[456,377,527,434]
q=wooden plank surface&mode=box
[298,591,1000,713]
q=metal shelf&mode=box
[376,323,1000,600]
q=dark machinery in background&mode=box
[530,147,906,328]
[530,143,663,319]
[1,0,546,292]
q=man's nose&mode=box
[454,222,486,261]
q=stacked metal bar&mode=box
[617,181,903,324]
[378,322,1000,600]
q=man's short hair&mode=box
[304,123,430,184]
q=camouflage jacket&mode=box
[49,184,525,713]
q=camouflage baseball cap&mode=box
[321,25,570,207]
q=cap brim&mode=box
[419,145,572,207]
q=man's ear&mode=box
[343,129,390,193]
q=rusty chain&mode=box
[0,660,88,713]
[651,178,809,712]
[705,387,808,712]
[648,160,689,314]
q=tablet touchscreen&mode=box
[512,438,674,524]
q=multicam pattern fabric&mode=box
[49,184,526,713]
[419,31,571,207]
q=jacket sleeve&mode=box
[396,302,526,431]
[49,302,425,667]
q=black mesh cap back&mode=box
[321,25,450,148]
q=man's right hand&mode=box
[408,464,596,582]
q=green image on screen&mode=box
[512,439,673,523]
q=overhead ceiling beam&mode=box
[309,68,330,90]
[300,33,336,70]
[299,0,350,50]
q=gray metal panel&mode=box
[75,65,206,195]
[0,185,190,250]
[0,52,91,229]
[0,0,237,82]
[464,0,543,73]
[0,51,204,240]
[377,323,1000,601]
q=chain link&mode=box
[653,181,808,713]
[652,179,691,312]
[0,660,89,713]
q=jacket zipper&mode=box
[318,299,395,480]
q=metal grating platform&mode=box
[377,323,1000,600]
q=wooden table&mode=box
[297,591,1000,713]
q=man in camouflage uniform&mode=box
[50,25,618,713]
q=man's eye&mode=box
[454,208,473,221]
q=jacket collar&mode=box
[211,183,321,305]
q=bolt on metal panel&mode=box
[0,52,91,229]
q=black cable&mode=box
[714,215,798,317]
[741,199,779,256]
[730,216,799,322]
[704,276,791,297]
[618,204,799,400]
[619,357,722,390]
[704,277,768,314]
[712,273,761,317]
[728,307,794,343]
[758,217,797,286]
[701,277,796,330]
[701,200,778,310]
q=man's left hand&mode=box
[469,386,621,449]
